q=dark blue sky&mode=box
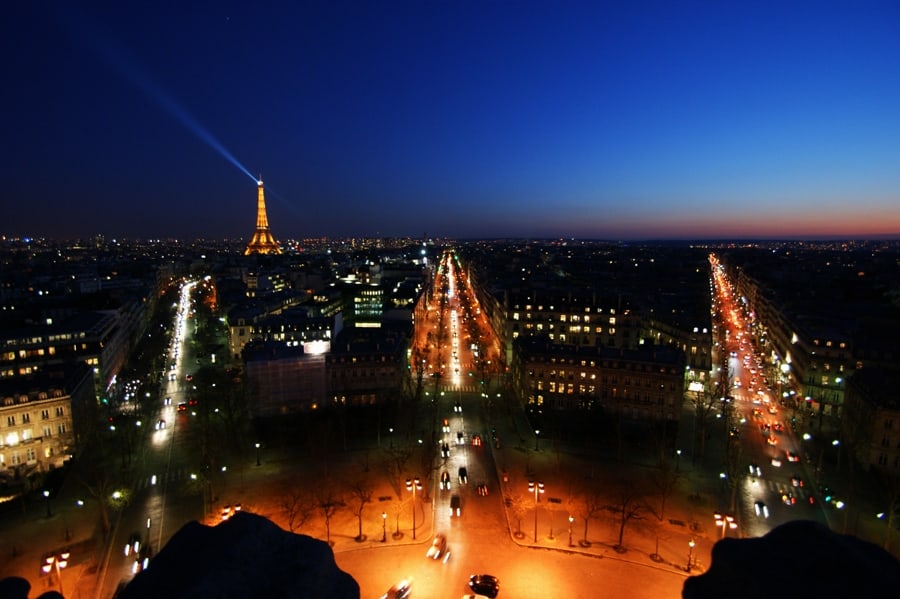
[3,1,900,240]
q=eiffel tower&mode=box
[243,177,282,255]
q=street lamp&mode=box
[528,480,545,542]
[535,429,541,451]
[42,551,70,597]
[406,476,422,540]
[255,442,261,466]
[381,512,387,542]
[714,512,737,538]
[568,515,574,547]
[686,539,695,572]
[389,427,394,449]
[43,490,52,518]
[675,449,682,472]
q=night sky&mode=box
[3,1,900,241]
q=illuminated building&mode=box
[243,178,282,256]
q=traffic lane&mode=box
[335,533,683,599]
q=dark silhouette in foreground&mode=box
[117,511,359,599]
[683,520,900,599]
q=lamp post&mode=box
[389,427,394,449]
[406,476,422,540]
[255,443,261,467]
[43,490,52,518]
[714,512,737,538]
[568,515,574,547]
[534,429,541,451]
[42,551,70,597]
[676,449,682,472]
[381,512,387,542]
[528,480,545,542]
[686,539,695,572]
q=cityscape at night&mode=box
[3,2,900,599]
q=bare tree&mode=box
[505,493,527,537]
[314,484,344,545]
[606,479,649,552]
[649,458,681,522]
[574,484,606,546]
[380,445,414,498]
[346,479,373,541]
[278,484,314,533]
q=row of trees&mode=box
[506,460,683,553]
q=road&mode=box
[709,255,831,540]
[98,280,204,598]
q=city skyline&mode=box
[4,1,900,241]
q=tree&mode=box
[346,479,373,541]
[649,458,681,522]
[380,445,414,498]
[571,481,605,546]
[314,485,344,545]
[606,478,648,552]
[505,493,527,538]
[278,484,314,533]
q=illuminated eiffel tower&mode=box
[243,177,282,255]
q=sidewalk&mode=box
[0,468,105,599]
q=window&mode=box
[41,409,49,420]
[55,406,64,417]
[57,423,67,435]
[21,413,30,424]
[25,447,36,462]
[42,426,52,437]
[6,416,14,426]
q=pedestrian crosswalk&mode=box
[438,384,480,394]
[132,468,191,493]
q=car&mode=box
[163,397,172,406]
[766,436,777,446]
[426,534,447,559]
[782,492,797,506]
[771,457,782,467]
[458,467,468,484]
[456,431,465,445]
[471,434,482,447]
[755,500,770,519]
[380,579,412,599]
[442,443,450,459]
[154,419,166,430]
[791,475,805,487]
[773,422,784,433]
[454,401,462,413]
[476,483,489,496]
[748,463,762,477]
[450,495,461,517]
[440,471,451,490]
[443,419,451,433]
[469,574,500,598]
[177,403,187,412]
[786,451,800,462]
